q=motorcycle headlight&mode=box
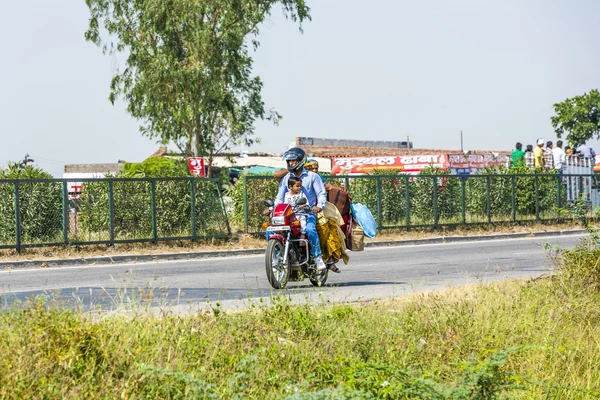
[271,216,286,225]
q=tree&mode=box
[85,0,310,175]
[551,89,600,146]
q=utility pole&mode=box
[460,131,464,152]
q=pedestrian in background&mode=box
[544,141,554,170]
[576,141,596,168]
[534,139,544,169]
[511,142,525,168]
[552,140,566,174]
[524,144,535,169]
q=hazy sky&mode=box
[2,0,599,176]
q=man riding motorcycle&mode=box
[273,147,328,271]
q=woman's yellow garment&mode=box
[316,202,350,264]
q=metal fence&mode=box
[1,173,595,251]
[240,173,597,234]
[0,178,231,251]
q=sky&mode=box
[1,0,600,176]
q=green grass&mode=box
[2,238,600,398]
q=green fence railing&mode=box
[0,173,595,251]
[240,173,595,234]
[0,177,231,252]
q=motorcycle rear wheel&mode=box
[265,239,289,289]
[309,270,329,287]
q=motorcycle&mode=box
[263,198,329,289]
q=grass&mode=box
[2,232,600,399]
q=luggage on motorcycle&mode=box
[322,201,344,226]
[349,203,377,238]
[317,202,350,264]
[345,216,364,252]
[327,186,352,216]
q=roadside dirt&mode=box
[0,221,587,262]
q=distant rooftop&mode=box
[64,163,125,174]
[297,137,412,149]
[295,137,509,158]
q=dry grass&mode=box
[2,274,600,398]
[0,221,587,262]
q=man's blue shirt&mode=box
[275,169,327,209]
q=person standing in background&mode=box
[534,138,545,169]
[544,141,554,170]
[524,144,535,169]
[511,142,525,168]
[552,140,566,174]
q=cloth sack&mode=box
[350,203,377,238]
[316,202,350,264]
[345,216,364,252]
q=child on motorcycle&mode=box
[284,176,308,237]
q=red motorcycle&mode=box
[263,198,328,289]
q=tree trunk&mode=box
[191,131,201,157]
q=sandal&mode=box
[327,264,342,273]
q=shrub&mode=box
[556,226,600,290]
[228,174,279,232]
[77,158,229,241]
[0,163,62,245]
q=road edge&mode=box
[0,229,586,270]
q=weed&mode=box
[3,241,600,398]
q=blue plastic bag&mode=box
[350,203,376,238]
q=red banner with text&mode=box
[331,155,449,175]
[187,157,206,177]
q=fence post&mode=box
[108,180,115,247]
[405,175,411,230]
[376,176,383,230]
[14,182,21,253]
[535,174,540,221]
[433,176,439,226]
[556,174,561,220]
[511,175,516,222]
[243,175,249,233]
[217,180,232,236]
[62,181,69,246]
[150,179,158,243]
[486,175,491,223]
[190,179,197,241]
[344,176,350,191]
[461,178,466,225]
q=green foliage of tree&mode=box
[551,89,600,146]
[0,164,62,244]
[120,157,189,178]
[85,0,311,174]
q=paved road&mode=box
[0,234,584,313]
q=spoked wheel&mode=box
[309,269,329,287]
[265,239,289,289]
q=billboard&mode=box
[331,155,449,175]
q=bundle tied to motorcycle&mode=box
[263,147,367,289]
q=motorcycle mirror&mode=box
[264,199,274,207]
[296,197,307,205]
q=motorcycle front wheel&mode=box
[265,239,289,289]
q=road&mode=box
[0,234,584,313]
